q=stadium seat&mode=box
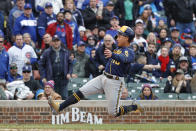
[177,93,192,100]
[156,93,178,100]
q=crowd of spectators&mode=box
[0,0,196,100]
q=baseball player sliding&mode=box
[48,26,144,117]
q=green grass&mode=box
[1,124,196,130]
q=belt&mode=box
[104,72,119,80]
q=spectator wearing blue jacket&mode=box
[0,36,9,80]
[64,10,80,46]
[37,2,56,45]
[39,35,73,99]
[8,0,25,36]
[13,4,37,43]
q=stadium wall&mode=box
[0,100,196,124]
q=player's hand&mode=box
[104,48,112,58]
[98,65,105,70]
[66,74,71,80]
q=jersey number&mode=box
[111,59,120,65]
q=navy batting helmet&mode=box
[117,26,135,42]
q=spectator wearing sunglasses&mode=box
[22,65,42,99]
[7,63,22,82]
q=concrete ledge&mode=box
[0,100,196,107]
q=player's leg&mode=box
[103,78,143,117]
[48,75,104,113]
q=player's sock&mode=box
[115,105,137,117]
[59,90,84,111]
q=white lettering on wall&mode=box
[80,111,86,123]
[60,112,70,124]
[52,107,103,125]
[72,108,80,122]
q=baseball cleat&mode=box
[48,96,60,114]
[134,104,144,113]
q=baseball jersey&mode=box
[8,44,37,75]
[105,47,135,77]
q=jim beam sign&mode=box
[52,107,103,124]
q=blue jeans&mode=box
[176,21,196,35]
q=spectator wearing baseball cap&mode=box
[7,63,22,82]
[39,32,73,99]
[182,35,194,55]
[178,56,192,79]
[137,84,158,100]
[37,80,62,100]
[13,3,37,43]
[157,37,173,58]
[106,15,120,38]
[135,19,144,26]
[181,28,192,40]
[170,44,185,68]
[35,0,63,15]
[22,65,42,99]
[37,2,56,48]
[101,1,115,29]
[72,40,89,78]
[170,27,183,45]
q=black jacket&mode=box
[85,57,101,77]
[163,0,196,23]
[82,7,98,30]
[164,80,192,93]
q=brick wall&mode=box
[0,100,196,124]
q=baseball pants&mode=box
[79,73,125,116]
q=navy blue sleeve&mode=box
[129,63,145,74]
[111,49,135,63]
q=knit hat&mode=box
[142,84,152,92]
[45,80,55,89]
